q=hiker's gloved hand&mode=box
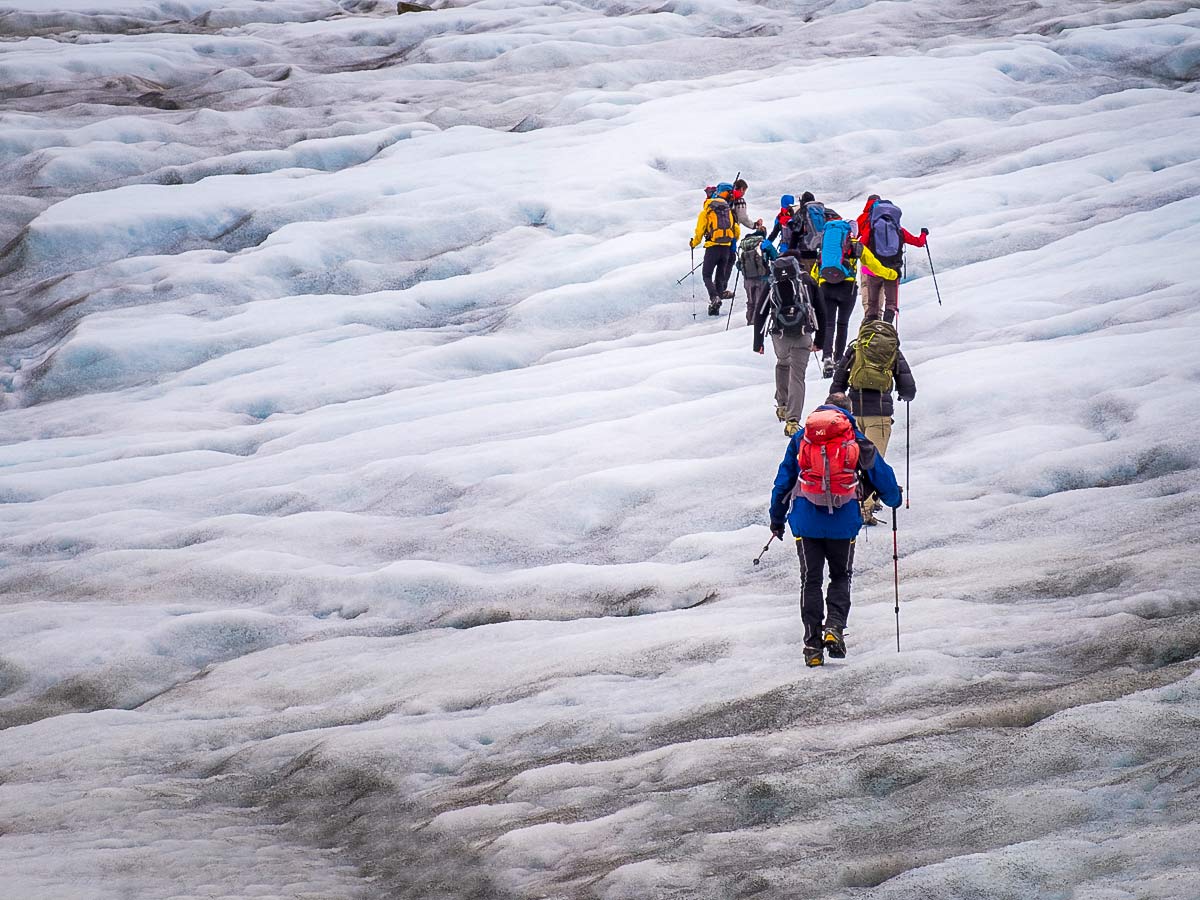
[689,237,698,249]
[770,522,785,539]
[920,228,929,235]
[898,393,914,403]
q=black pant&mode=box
[797,536,856,647]
[702,244,734,300]
[820,280,857,361]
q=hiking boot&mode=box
[822,625,847,659]
[803,645,824,668]
[775,405,788,422]
[822,356,834,378]
[707,299,722,316]
[783,418,801,437]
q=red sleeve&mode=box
[856,200,874,246]
[902,228,927,248]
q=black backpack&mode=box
[768,257,818,335]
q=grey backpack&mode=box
[738,234,770,278]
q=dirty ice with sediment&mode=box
[1,0,1199,897]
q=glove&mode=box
[920,228,929,235]
[770,522,785,539]
[689,237,698,249]
[898,394,914,403]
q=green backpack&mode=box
[738,233,769,278]
[848,320,898,392]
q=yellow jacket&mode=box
[809,241,898,285]
[858,243,900,281]
[690,197,740,249]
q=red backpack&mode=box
[795,408,860,513]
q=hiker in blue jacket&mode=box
[769,392,902,667]
[767,194,795,247]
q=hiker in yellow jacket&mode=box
[689,182,740,316]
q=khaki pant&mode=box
[856,415,892,456]
[860,269,898,321]
[771,330,812,421]
[856,415,892,520]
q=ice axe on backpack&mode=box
[721,170,743,331]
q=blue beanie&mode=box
[780,194,794,207]
[716,182,734,194]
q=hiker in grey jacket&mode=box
[731,179,762,231]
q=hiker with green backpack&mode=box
[737,225,773,327]
[830,317,916,525]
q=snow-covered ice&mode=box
[2,0,1199,897]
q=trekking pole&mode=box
[925,240,943,306]
[905,400,911,509]
[892,506,901,652]
[753,533,778,565]
[725,265,741,331]
[690,246,697,320]
[675,259,703,285]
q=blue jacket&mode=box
[769,406,902,540]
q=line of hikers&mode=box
[689,180,931,667]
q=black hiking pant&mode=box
[820,280,857,361]
[702,244,734,300]
[797,536,856,648]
